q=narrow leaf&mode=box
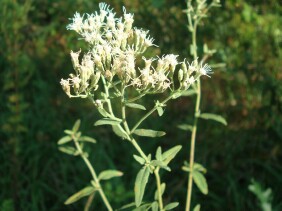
[126,103,146,110]
[134,167,150,207]
[193,163,207,173]
[150,160,171,171]
[98,170,123,181]
[164,202,179,210]
[94,118,121,126]
[72,119,81,133]
[119,202,136,210]
[64,129,73,135]
[64,186,96,205]
[58,146,78,156]
[182,166,190,172]
[133,155,146,165]
[154,183,166,200]
[199,113,227,126]
[193,204,201,211]
[97,107,109,117]
[112,125,130,140]
[78,136,96,144]
[177,124,193,132]
[58,136,72,145]
[156,147,162,161]
[133,129,166,138]
[162,145,182,165]
[132,203,151,211]
[192,171,208,195]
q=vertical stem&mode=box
[73,137,113,211]
[154,168,163,210]
[185,1,201,210]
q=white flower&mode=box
[67,12,84,32]
[199,62,212,77]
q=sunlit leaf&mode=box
[78,136,96,144]
[154,183,166,200]
[151,201,158,211]
[64,186,96,205]
[72,119,81,133]
[58,136,72,145]
[98,170,123,181]
[112,125,130,140]
[134,167,150,207]
[162,145,182,165]
[199,113,227,126]
[133,129,165,138]
[133,155,146,165]
[156,106,164,116]
[156,147,162,161]
[58,146,78,156]
[192,171,208,195]
[94,118,121,126]
[126,103,146,110]
[164,202,179,210]
[193,204,201,211]
[177,124,193,132]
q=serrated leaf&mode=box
[94,118,121,126]
[192,171,208,195]
[156,106,164,116]
[199,113,227,126]
[162,145,182,165]
[177,124,193,132]
[58,146,78,156]
[164,202,179,210]
[134,167,150,207]
[98,170,123,181]
[156,147,162,161]
[133,129,166,138]
[72,119,81,133]
[126,103,146,110]
[133,155,146,165]
[58,136,72,145]
[151,201,158,211]
[64,186,96,205]
[112,125,130,140]
[78,136,96,144]
[193,204,201,211]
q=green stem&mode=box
[154,168,163,210]
[185,1,201,210]
[73,137,113,211]
[130,92,177,134]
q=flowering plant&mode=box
[58,1,222,210]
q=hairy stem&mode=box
[73,136,113,211]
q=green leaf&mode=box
[119,202,136,210]
[97,107,109,117]
[156,147,162,161]
[134,167,150,207]
[57,136,72,145]
[150,160,171,171]
[64,186,96,205]
[72,119,81,133]
[64,129,73,135]
[98,170,123,181]
[78,136,97,144]
[162,145,182,165]
[199,113,227,126]
[193,163,207,173]
[132,203,151,211]
[133,129,166,138]
[156,106,164,116]
[112,125,130,140]
[172,92,181,99]
[58,146,78,156]
[192,171,208,195]
[94,118,121,126]
[177,124,193,132]
[154,183,166,200]
[182,166,190,172]
[126,103,146,110]
[164,202,179,210]
[193,204,201,211]
[151,201,158,211]
[133,155,146,165]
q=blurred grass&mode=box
[0,0,281,210]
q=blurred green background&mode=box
[1,0,281,210]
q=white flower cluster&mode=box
[60,3,212,97]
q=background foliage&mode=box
[0,0,281,210]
